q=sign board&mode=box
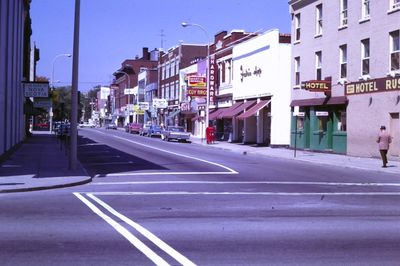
[33,98,52,108]
[316,111,329,116]
[345,76,400,95]
[23,82,49,97]
[301,80,331,92]
[187,88,207,97]
[293,106,300,116]
[133,105,145,114]
[124,88,136,95]
[138,102,149,111]
[152,99,168,108]
[188,76,206,88]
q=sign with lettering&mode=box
[345,77,400,95]
[187,88,207,97]
[138,102,149,110]
[240,65,262,82]
[301,80,331,92]
[209,55,216,106]
[152,99,168,108]
[188,76,206,88]
[23,82,49,97]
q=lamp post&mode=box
[116,70,131,124]
[182,22,211,141]
[50,53,72,132]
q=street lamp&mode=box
[181,22,211,140]
[50,53,72,132]
[115,70,131,124]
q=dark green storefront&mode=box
[290,97,347,154]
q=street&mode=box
[1,128,400,265]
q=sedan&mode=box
[161,126,191,142]
[148,125,163,138]
[105,123,117,130]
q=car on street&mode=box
[79,122,95,128]
[125,122,142,134]
[139,124,151,136]
[161,126,191,142]
[148,125,163,138]
[105,123,117,130]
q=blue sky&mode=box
[31,0,291,92]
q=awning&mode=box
[237,100,271,120]
[290,96,347,107]
[223,100,257,118]
[209,108,226,120]
[217,102,243,119]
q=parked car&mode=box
[148,125,163,138]
[79,122,95,128]
[125,122,142,134]
[139,124,151,136]
[161,126,191,142]
[105,123,117,130]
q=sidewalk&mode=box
[0,131,91,193]
[190,136,400,175]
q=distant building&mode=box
[0,0,33,158]
[289,0,400,158]
[112,48,158,127]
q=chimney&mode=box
[142,47,150,60]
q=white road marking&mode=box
[87,161,134,166]
[88,193,196,266]
[90,180,400,187]
[90,191,400,196]
[93,131,237,174]
[73,193,170,266]
[94,171,237,178]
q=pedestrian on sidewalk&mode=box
[377,125,392,168]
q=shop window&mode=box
[390,30,400,71]
[337,111,347,131]
[296,116,305,131]
[318,116,328,132]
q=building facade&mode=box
[231,30,292,146]
[289,0,400,158]
[0,0,32,158]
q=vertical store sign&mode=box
[209,55,216,106]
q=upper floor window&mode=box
[294,13,301,42]
[339,45,347,79]
[391,0,400,10]
[175,59,179,74]
[390,30,400,71]
[166,63,170,79]
[340,0,348,27]
[361,0,370,19]
[361,38,370,75]
[315,4,323,36]
[315,51,322,80]
[171,60,176,77]
[294,57,300,86]
[161,65,165,80]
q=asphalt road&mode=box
[1,128,400,265]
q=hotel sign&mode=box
[345,76,400,95]
[301,80,331,92]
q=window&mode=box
[171,60,176,77]
[390,30,400,71]
[361,39,370,75]
[392,0,400,9]
[294,57,300,86]
[340,0,348,27]
[161,65,165,80]
[294,13,301,41]
[315,4,323,36]
[296,116,304,131]
[339,45,347,78]
[315,51,322,80]
[175,59,179,74]
[361,0,370,19]
[318,116,328,132]
[166,63,170,79]
[336,111,347,132]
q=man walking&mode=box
[377,125,392,168]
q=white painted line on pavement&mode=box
[87,161,134,166]
[94,171,237,178]
[88,193,196,266]
[102,132,237,174]
[90,191,400,196]
[90,180,400,187]
[73,193,170,266]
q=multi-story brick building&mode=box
[158,44,207,127]
[289,0,400,159]
[112,48,158,127]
